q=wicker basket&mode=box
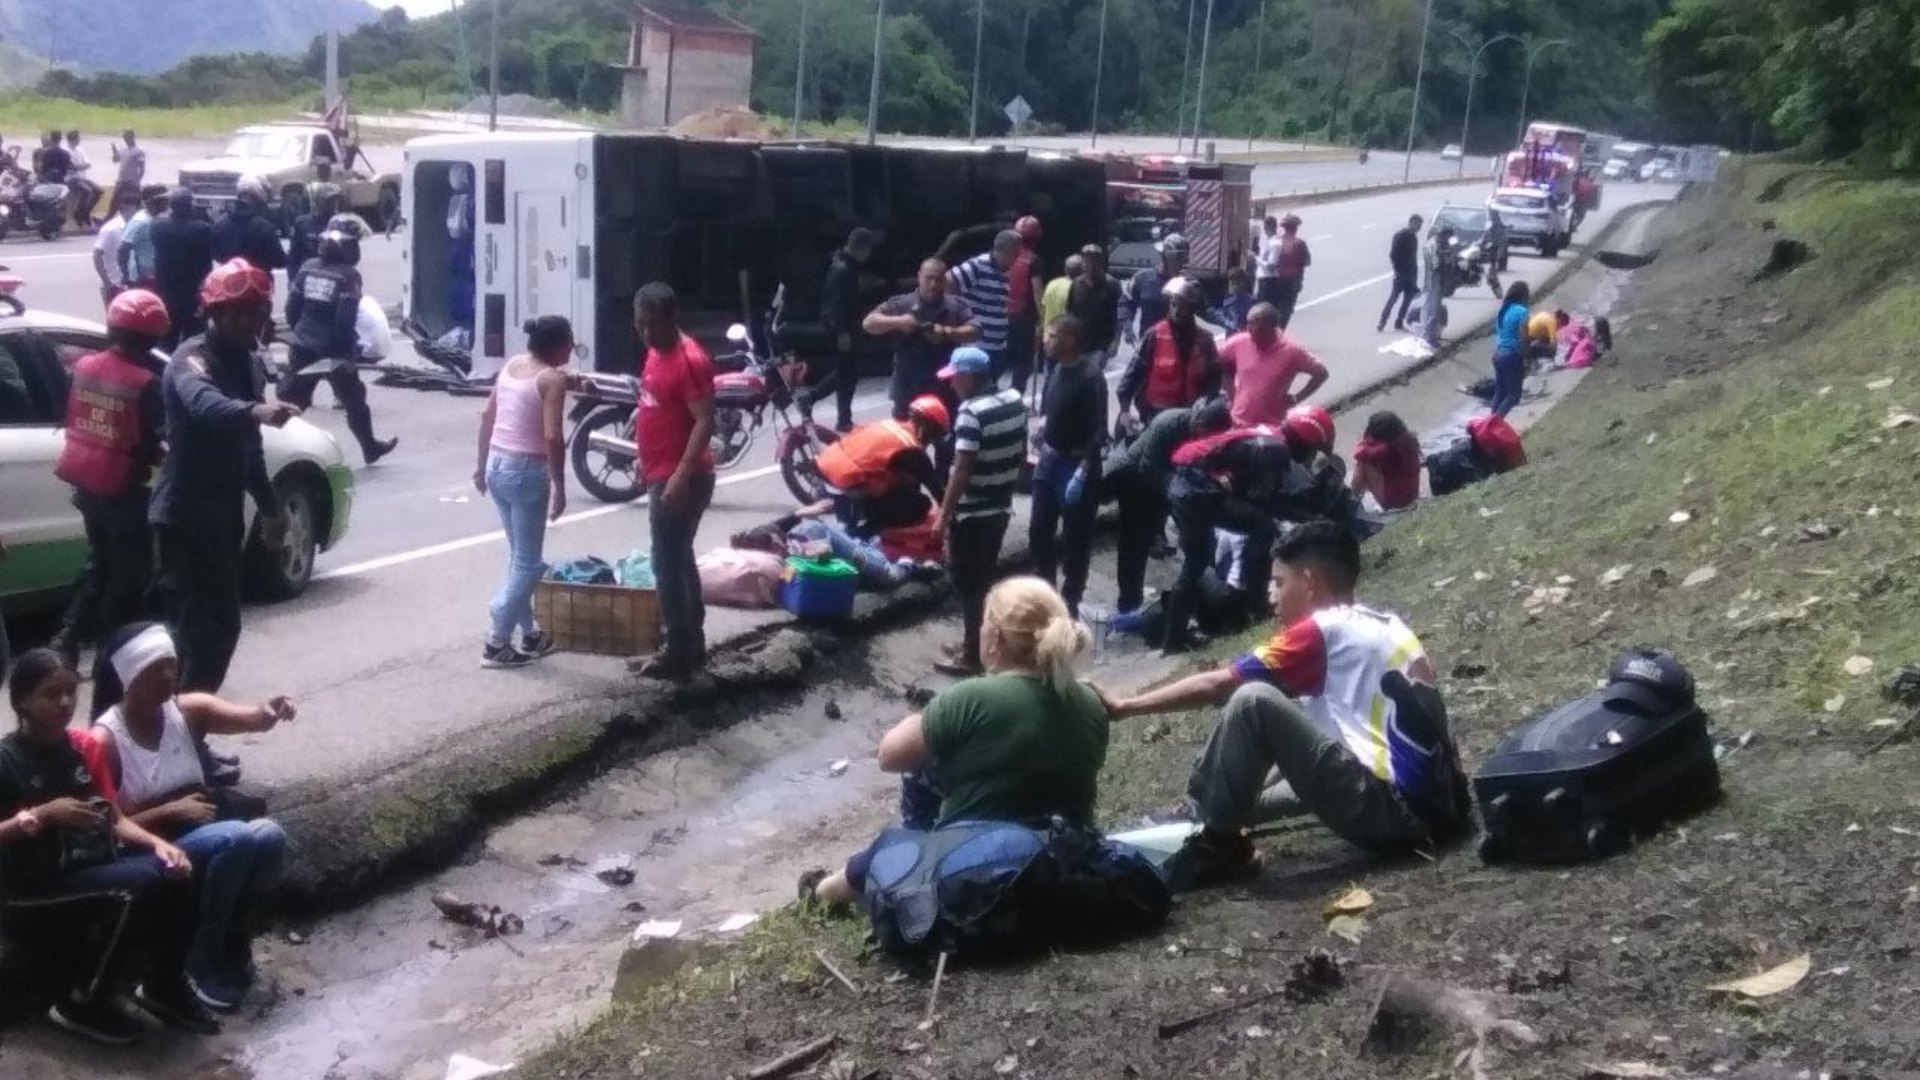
[532,579,663,656]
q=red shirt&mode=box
[1354,433,1422,510]
[636,335,715,485]
[1006,248,1037,318]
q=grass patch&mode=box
[0,93,315,139]
[524,160,1920,1080]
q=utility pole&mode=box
[865,0,886,145]
[324,0,341,112]
[452,0,475,100]
[1247,0,1267,151]
[1191,0,1215,156]
[968,0,984,143]
[1455,32,1520,176]
[1401,0,1433,181]
[1515,38,1570,145]
[1090,0,1109,147]
[791,0,810,138]
[1175,0,1196,145]
[487,0,500,132]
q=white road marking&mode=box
[1296,272,1393,311]
[1360,222,1379,230]
[1309,234,1333,242]
[317,462,784,579]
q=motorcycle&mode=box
[567,322,838,506]
[1442,239,1488,297]
[21,180,68,241]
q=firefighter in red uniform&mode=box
[1159,405,1337,653]
[1116,276,1222,428]
[48,289,170,665]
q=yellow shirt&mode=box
[1040,276,1073,332]
[1527,311,1559,346]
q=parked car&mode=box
[1486,186,1571,258]
[0,299,355,662]
[1440,143,1465,161]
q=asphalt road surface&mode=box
[3,173,1675,795]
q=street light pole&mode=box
[487,0,500,132]
[968,0,984,143]
[865,0,886,146]
[1247,0,1267,151]
[1191,0,1216,156]
[1402,0,1434,181]
[324,0,341,112]
[1175,0,1196,145]
[1454,32,1519,176]
[1090,0,1109,148]
[1516,38,1571,145]
[791,0,810,138]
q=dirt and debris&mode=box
[669,105,777,140]
[431,892,525,937]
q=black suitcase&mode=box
[1474,650,1720,864]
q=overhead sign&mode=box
[1004,95,1033,128]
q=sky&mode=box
[382,0,461,18]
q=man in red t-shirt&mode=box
[1004,215,1045,396]
[1271,213,1312,329]
[1217,303,1328,428]
[633,283,716,679]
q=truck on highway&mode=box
[398,132,1108,377]
[1099,155,1252,301]
[180,124,403,230]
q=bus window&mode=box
[484,159,506,225]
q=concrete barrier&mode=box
[1255,175,1481,214]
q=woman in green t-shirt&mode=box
[803,577,1108,907]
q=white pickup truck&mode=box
[179,124,402,230]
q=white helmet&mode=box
[236,175,270,205]
[1161,275,1203,304]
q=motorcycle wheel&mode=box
[778,423,839,506]
[570,407,643,504]
[711,408,756,470]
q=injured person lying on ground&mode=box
[1093,522,1474,891]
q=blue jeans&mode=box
[174,818,287,976]
[789,519,909,589]
[487,451,551,646]
[1490,345,1525,416]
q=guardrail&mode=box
[1254,174,1484,215]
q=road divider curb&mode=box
[1256,174,1487,215]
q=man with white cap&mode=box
[931,346,1026,678]
[1120,233,1188,345]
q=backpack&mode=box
[1424,437,1490,497]
[1474,649,1719,865]
[861,819,1171,964]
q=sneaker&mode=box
[47,998,143,1046]
[633,653,700,680]
[796,867,829,905]
[932,656,984,679]
[1162,829,1260,892]
[129,981,220,1036]
[186,965,245,1013]
[482,642,533,668]
[519,630,558,659]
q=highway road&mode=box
[1,160,1676,796]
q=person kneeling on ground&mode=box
[0,650,216,1045]
[1094,523,1470,891]
[1104,397,1233,615]
[1351,410,1423,512]
[89,623,293,1013]
[800,577,1106,907]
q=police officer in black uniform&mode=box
[281,216,398,464]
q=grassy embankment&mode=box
[529,160,1920,1079]
[0,93,315,139]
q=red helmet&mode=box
[199,258,273,312]
[907,393,951,436]
[1014,215,1042,242]
[1281,404,1336,453]
[106,288,171,338]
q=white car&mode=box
[1487,186,1571,257]
[0,298,356,637]
[1440,143,1465,161]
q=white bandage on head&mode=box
[110,624,177,688]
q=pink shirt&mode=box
[489,358,552,456]
[1219,331,1327,427]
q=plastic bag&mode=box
[696,547,785,608]
[617,551,655,589]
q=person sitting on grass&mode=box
[1350,410,1423,512]
[799,577,1105,908]
[88,622,294,1013]
[1093,523,1470,890]
[0,649,216,1045]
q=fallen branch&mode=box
[923,951,950,1027]
[745,1034,839,1080]
[1862,714,1916,757]
[1157,985,1288,1039]
[814,949,862,996]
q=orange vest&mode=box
[1143,322,1207,411]
[817,419,921,498]
[55,349,156,498]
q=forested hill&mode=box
[0,0,375,76]
[27,0,1920,164]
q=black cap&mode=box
[1604,648,1695,714]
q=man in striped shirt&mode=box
[946,230,1021,385]
[933,346,1027,677]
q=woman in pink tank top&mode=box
[474,316,576,667]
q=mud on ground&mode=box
[536,162,1920,1080]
